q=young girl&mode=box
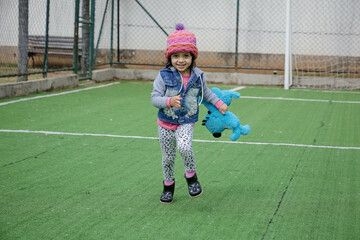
[151,23,228,203]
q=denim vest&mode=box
[157,67,203,124]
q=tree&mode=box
[81,0,90,76]
[18,0,28,82]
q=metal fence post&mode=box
[135,0,168,36]
[73,0,80,74]
[110,0,114,67]
[42,0,50,78]
[94,0,110,68]
[89,0,96,78]
[117,0,120,63]
[234,0,240,72]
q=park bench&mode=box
[28,35,82,66]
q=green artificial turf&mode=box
[0,81,359,239]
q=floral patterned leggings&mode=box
[158,124,196,182]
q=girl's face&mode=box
[170,52,192,75]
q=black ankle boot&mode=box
[185,173,202,198]
[160,181,175,204]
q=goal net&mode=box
[290,0,360,89]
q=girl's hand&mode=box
[218,103,228,115]
[170,95,182,108]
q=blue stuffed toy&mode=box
[202,87,250,141]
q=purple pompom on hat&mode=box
[175,22,185,30]
[165,23,198,59]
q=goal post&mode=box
[284,0,292,90]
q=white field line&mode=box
[228,86,360,104]
[290,88,360,94]
[229,86,246,91]
[1,129,359,150]
[239,96,360,104]
[244,86,360,94]
[0,82,120,107]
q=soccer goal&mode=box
[285,0,360,89]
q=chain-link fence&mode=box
[0,0,77,81]
[117,0,287,72]
[1,0,359,89]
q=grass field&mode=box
[1,80,359,239]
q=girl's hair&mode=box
[165,53,197,70]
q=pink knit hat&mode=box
[165,23,198,59]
